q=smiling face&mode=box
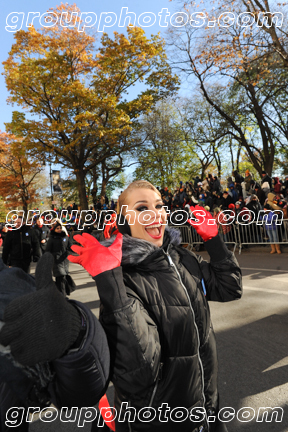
[36,218,43,227]
[124,188,167,247]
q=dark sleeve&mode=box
[2,232,12,265]
[67,235,73,252]
[94,267,161,397]
[45,238,53,254]
[49,301,110,408]
[31,230,41,261]
[195,234,242,302]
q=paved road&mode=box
[20,247,288,431]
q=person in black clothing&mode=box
[247,195,261,218]
[232,170,244,195]
[2,217,40,273]
[45,220,74,296]
[254,184,266,206]
[32,216,50,255]
[221,191,233,210]
[261,171,272,189]
[194,175,201,188]
[70,180,242,432]
[213,191,223,208]
[208,173,214,190]
[0,253,110,432]
[212,175,221,193]
[204,191,214,210]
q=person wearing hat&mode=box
[212,175,221,193]
[69,179,242,432]
[45,220,74,296]
[229,183,238,203]
[261,171,272,189]
[247,195,261,218]
[0,253,110,432]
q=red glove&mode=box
[104,220,118,239]
[187,205,218,242]
[68,232,123,277]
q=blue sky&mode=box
[0,0,182,132]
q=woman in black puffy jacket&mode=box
[45,220,74,296]
[70,180,243,432]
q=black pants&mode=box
[0,382,29,432]
[10,261,30,274]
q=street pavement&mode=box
[8,245,288,432]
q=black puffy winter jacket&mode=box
[2,226,41,265]
[45,231,72,277]
[32,224,50,253]
[94,228,242,432]
[0,300,110,432]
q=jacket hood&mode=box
[102,226,181,266]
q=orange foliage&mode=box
[0,131,42,212]
[3,3,179,209]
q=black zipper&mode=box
[148,362,163,407]
[163,246,209,431]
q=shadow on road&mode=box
[216,312,288,432]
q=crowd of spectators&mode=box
[1,170,288,253]
[157,170,288,254]
[158,170,288,213]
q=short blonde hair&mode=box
[117,180,161,214]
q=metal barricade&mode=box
[219,225,238,253]
[72,220,288,254]
[169,224,238,253]
[236,220,288,254]
[168,225,194,250]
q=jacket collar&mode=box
[102,226,181,266]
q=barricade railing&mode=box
[236,219,288,254]
[70,222,288,255]
[168,225,194,250]
[169,224,237,253]
[169,221,288,254]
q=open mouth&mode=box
[145,223,163,239]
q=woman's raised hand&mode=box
[187,205,218,242]
[68,233,123,277]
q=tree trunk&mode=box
[229,140,234,171]
[264,155,274,177]
[75,169,88,210]
[236,145,242,172]
[21,188,28,218]
[22,204,28,219]
[100,179,108,199]
[91,166,98,205]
